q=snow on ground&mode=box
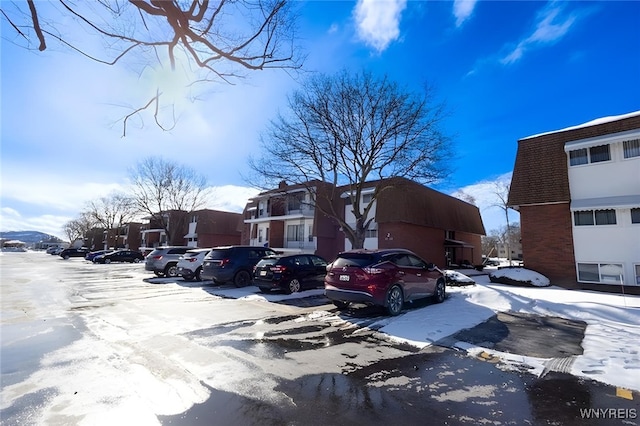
[207,273,640,391]
[489,267,551,286]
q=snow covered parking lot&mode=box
[2,252,639,425]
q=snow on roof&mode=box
[522,110,640,140]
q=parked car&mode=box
[253,254,329,294]
[324,248,446,316]
[201,246,277,287]
[144,246,191,277]
[59,247,90,259]
[176,248,212,281]
[93,249,145,264]
[85,250,109,261]
[48,247,65,255]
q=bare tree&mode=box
[63,212,98,245]
[248,69,451,249]
[492,180,517,265]
[129,157,209,245]
[2,0,303,135]
[86,192,137,249]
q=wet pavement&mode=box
[2,254,638,425]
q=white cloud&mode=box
[205,185,260,213]
[450,172,520,234]
[501,2,578,65]
[453,0,478,27]
[353,0,407,53]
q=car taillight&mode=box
[363,267,384,274]
[153,255,163,260]
[220,258,230,266]
[188,258,197,263]
[270,265,287,273]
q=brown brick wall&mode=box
[519,203,578,287]
[378,223,448,268]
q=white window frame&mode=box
[577,262,624,284]
[568,144,611,166]
[573,209,617,226]
[623,138,640,159]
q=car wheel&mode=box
[183,275,194,282]
[63,255,70,260]
[154,271,164,277]
[259,287,270,294]
[195,267,202,282]
[233,270,251,287]
[164,264,178,278]
[105,259,111,264]
[433,279,446,303]
[333,300,350,310]
[286,278,301,294]
[133,258,141,263]
[386,285,404,316]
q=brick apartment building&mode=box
[242,177,486,268]
[508,111,640,294]
[140,209,241,251]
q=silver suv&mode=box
[145,246,191,277]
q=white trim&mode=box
[340,187,376,198]
[571,195,640,211]
[564,129,640,152]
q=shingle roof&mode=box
[508,113,640,208]
[373,177,486,235]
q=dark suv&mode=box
[201,246,277,287]
[253,254,328,294]
[324,248,446,316]
[59,247,90,259]
[144,246,191,277]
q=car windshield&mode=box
[332,253,377,268]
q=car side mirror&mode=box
[426,263,436,271]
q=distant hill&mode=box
[0,231,63,244]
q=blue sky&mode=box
[1,0,639,239]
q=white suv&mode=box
[177,248,211,281]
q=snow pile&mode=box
[489,267,550,287]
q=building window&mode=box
[190,215,198,223]
[308,225,313,242]
[631,208,640,224]
[258,229,263,243]
[365,224,378,238]
[574,211,594,226]
[623,139,640,158]
[589,145,611,163]
[635,265,640,285]
[595,209,616,225]
[569,144,611,166]
[577,263,624,284]
[287,194,303,211]
[574,209,616,226]
[287,224,304,241]
[569,148,588,166]
[362,193,373,204]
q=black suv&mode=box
[201,246,277,287]
[59,247,90,259]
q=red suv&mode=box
[324,248,446,316]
